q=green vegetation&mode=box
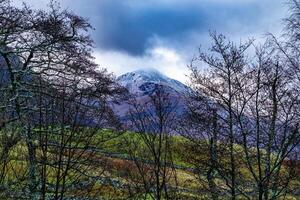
[2,129,298,199]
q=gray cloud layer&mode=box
[69,0,286,55]
[15,0,287,54]
[14,0,288,81]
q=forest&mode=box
[0,0,300,199]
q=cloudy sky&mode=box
[14,0,287,82]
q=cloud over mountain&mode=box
[14,0,287,82]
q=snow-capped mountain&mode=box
[117,68,190,96]
[112,68,189,120]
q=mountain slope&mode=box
[112,68,189,120]
[117,68,190,96]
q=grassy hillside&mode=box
[0,129,299,199]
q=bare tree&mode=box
[124,85,179,199]
[0,1,125,199]
[188,32,253,199]
[186,31,300,199]
[235,42,300,199]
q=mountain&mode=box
[117,68,190,96]
[112,68,189,120]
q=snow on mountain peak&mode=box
[117,68,189,95]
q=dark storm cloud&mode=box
[15,0,285,55]
[79,0,267,55]
[12,0,287,81]
[92,5,208,55]
[40,0,283,55]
